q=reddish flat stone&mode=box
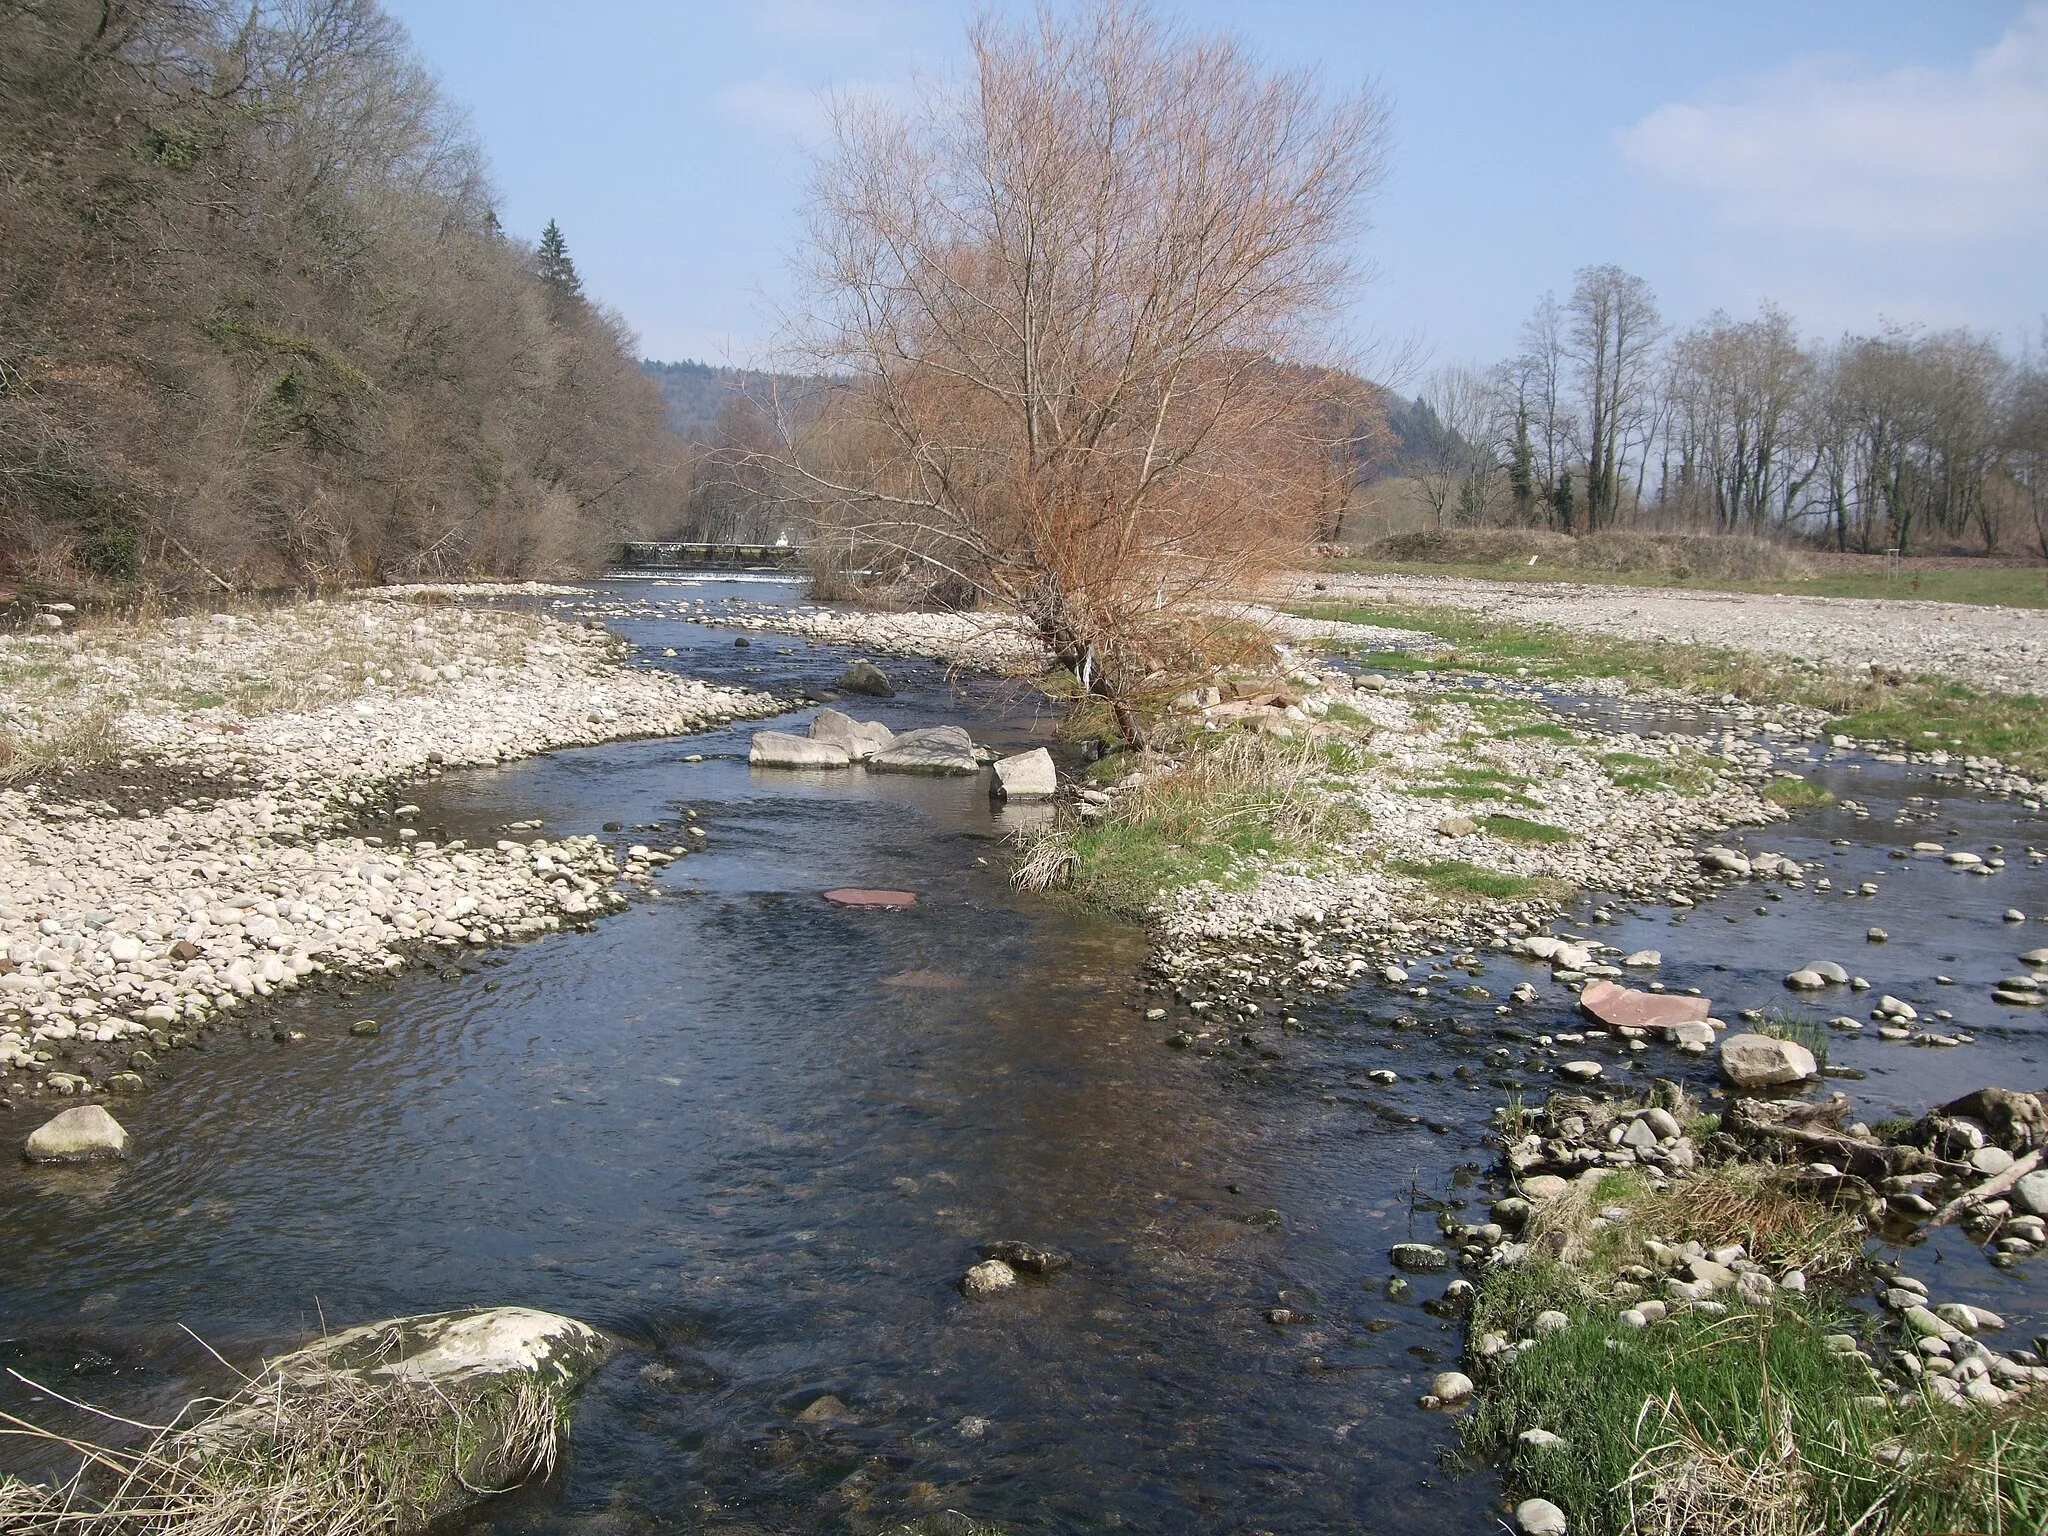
[1579,979,1712,1030]
[823,888,919,908]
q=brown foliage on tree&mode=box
[782,0,1389,736]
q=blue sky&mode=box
[383,0,2046,377]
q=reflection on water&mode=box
[2,580,2045,1533]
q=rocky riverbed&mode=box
[0,594,779,1090]
[1284,570,2048,695]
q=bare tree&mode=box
[1411,366,1505,528]
[781,0,1390,739]
[1566,265,1663,530]
[1511,293,1571,527]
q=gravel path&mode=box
[1283,573,2048,694]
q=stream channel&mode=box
[4,576,2048,1534]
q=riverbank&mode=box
[1457,1077,2048,1535]
[0,593,780,1089]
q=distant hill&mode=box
[640,359,820,441]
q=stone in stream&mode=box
[978,1239,1072,1275]
[868,725,979,775]
[2016,1170,2048,1218]
[1578,979,1711,1031]
[23,1105,130,1164]
[1559,1060,1602,1082]
[1784,969,1828,990]
[1425,1370,1474,1406]
[838,659,895,697]
[749,730,852,769]
[990,747,1057,801]
[1390,1243,1450,1272]
[191,1306,609,1534]
[1622,950,1661,968]
[808,707,895,761]
[1806,961,1850,984]
[2023,948,2048,967]
[822,888,919,908]
[960,1259,1018,1299]
[795,1393,853,1423]
[1718,1033,1818,1089]
[1516,1498,1569,1535]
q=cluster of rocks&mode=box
[1,594,780,1091]
[1449,1082,2048,1530]
[697,605,1047,673]
[1145,663,1787,978]
[958,1240,1072,1299]
[750,699,1057,801]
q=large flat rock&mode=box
[809,707,894,760]
[1578,979,1712,1030]
[750,730,852,769]
[868,724,978,775]
[1719,1032,1819,1089]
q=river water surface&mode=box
[4,579,2047,1534]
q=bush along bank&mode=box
[1438,1073,2048,1535]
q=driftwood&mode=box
[1931,1148,2044,1227]
[1723,1096,1941,1183]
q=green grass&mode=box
[1506,721,1579,742]
[1480,814,1576,845]
[1764,775,1836,809]
[1292,599,2048,778]
[1390,858,1559,901]
[1318,555,2048,610]
[1465,1262,2048,1536]
[1756,1009,1832,1068]
[1018,734,1365,918]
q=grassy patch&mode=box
[1015,734,1364,917]
[1293,599,2048,777]
[0,706,127,784]
[1764,774,1836,809]
[1390,858,1559,902]
[1506,721,1579,742]
[1466,1267,2048,1536]
[1480,814,1575,845]
[1755,1010,1833,1070]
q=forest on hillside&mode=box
[0,0,679,591]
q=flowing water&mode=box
[4,578,2047,1534]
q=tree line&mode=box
[1410,269,2048,556]
[1,0,677,591]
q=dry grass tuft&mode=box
[1623,1388,1819,1536]
[0,1358,562,1536]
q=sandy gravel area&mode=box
[1283,572,2048,694]
[0,596,779,1080]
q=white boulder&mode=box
[749,731,852,769]
[991,747,1057,800]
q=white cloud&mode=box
[1618,3,2048,241]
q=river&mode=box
[3,577,2045,1534]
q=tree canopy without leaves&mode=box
[784,0,1389,732]
[0,0,676,590]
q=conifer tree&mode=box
[537,219,584,303]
